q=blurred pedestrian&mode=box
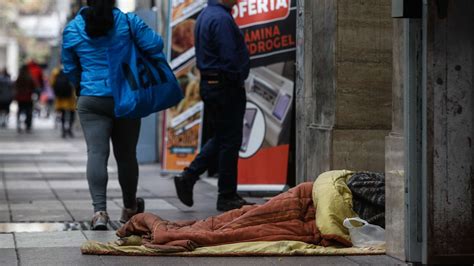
[14,65,36,133]
[27,59,44,92]
[0,69,13,128]
[51,67,76,138]
[40,80,55,118]
[62,0,164,229]
[173,0,254,212]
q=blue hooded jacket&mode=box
[61,7,164,97]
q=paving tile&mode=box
[54,190,92,200]
[135,189,156,198]
[345,255,406,265]
[15,231,86,248]
[137,178,178,197]
[54,189,148,200]
[7,190,57,201]
[4,172,42,179]
[106,189,129,198]
[0,249,18,266]
[3,163,39,169]
[68,209,123,222]
[12,210,72,222]
[0,211,11,222]
[36,162,73,167]
[6,180,49,190]
[0,233,15,248]
[183,257,274,266]
[10,200,64,211]
[38,165,78,173]
[63,200,121,211]
[46,172,87,179]
[3,168,40,174]
[101,256,187,266]
[113,198,177,210]
[267,256,358,265]
[83,231,119,243]
[49,180,121,190]
[18,247,102,266]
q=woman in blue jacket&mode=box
[62,0,163,230]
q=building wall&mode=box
[296,0,392,182]
[424,0,474,262]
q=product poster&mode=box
[162,2,205,173]
[171,0,206,25]
[169,0,206,69]
[162,60,204,172]
[162,0,297,184]
[234,0,296,190]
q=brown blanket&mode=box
[117,182,347,252]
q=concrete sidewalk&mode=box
[0,121,404,265]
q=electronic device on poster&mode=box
[245,67,293,148]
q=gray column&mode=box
[423,0,474,262]
[296,0,392,183]
[385,19,406,261]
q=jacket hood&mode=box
[62,7,126,48]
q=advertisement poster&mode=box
[234,0,296,190]
[162,0,297,185]
[162,2,206,173]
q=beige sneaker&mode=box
[91,211,109,230]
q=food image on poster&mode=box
[172,19,195,54]
[171,0,206,24]
[171,60,201,116]
[162,60,203,172]
[164,102,203,170]
[170,11,200,69]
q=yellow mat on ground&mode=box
[81,235,384,256]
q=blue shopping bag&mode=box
[107,15,183,118]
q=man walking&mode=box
[174,0,254,212]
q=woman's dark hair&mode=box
[15,65,35,92]
[83,0,116,38]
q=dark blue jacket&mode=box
[195,0,250,86]
[62,7,164,97]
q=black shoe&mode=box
[174,172,197,207]
[216,194,255,212]
[120,197,145,223]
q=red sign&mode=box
[232,0,291,27]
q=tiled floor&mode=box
[0,119,405,265]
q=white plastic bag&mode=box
[343,217,385,247]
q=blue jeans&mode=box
[186,82,246,197]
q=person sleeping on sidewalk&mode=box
[108,171,385,253]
